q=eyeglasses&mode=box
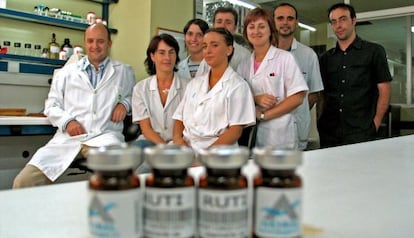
[330,16,349,25]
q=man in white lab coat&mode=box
[13,23,136,188]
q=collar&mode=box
[81,57,110,71]
[331,35,363,54]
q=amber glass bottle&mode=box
[87,145,143,238]
[144,144,195,238]
[253,148,303,238]
[198,145,249,238]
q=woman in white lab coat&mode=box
[177,18,209,79]
[173,28,256,152]
[132,34,189,148]
[237,8,308,149]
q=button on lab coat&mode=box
[237,46,308,148]
[28,58,136,181]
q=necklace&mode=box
[161,88,170,94]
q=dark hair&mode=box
[328,3,356,20]
[243,8,278,47]
[213,7,238,26]
[274,2,298,19]
[183,18,209,35]
[205,28,234,62]
[144,34,180,75]
[85,22,111,41]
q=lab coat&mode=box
[173,66,256,152]
[132,73,189,142]
[237,46,308,148]
[28,57,136,181]
[177,56,193,79]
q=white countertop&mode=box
[0,116,51,125]
[1,135,413,238]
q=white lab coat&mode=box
[132,73,189,142]
[28,57,136,181]
[177,56,193,79]
[173,66,256,152]
[237,46,308,148]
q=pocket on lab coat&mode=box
[256,113,297,149]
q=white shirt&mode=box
[173,66,256,152]
[237,45,308,148]
[29,57,136,181]
[290,38,324,149]
[132,73,189,142]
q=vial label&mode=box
[88,189,142,238]
[198,188,248,238]
[144,187,196,238]
[50,45,60,53]
[254,187,302,238]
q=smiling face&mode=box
[202,31,233,69]
[150,40,177,74]
[246,17,272,49]
[274,5,298,37]
[84,23,112,67]
[213,12,237,34]
[329,7,356,42]
[185,23,204,55]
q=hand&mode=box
[111,103,127,122]
[255,94,278,110]
[66,120,86,136]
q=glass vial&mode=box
[34,44,42,57]
[252,148,303,238]
[87,145,143,238]
[13,42,21,55]
[48,33,60,59]
[3,41,10,54]
[144,144,196,238]
[24,43,32,56]
[198,145,250,238]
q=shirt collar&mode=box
[81,57,110,71]
[332,35,363,54]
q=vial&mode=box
[34,45,42,57]
[252,148,303,238]
[24,43,32,56]
[13,42,21,55]
[144,144,196,238]
[3,41,10,54]
[198,145,250,238]
[87,145,143,238]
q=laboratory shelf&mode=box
[0,8,118,34]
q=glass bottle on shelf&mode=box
[48,33,60,59]
[34,45,42,57]
[24,43,32,56]
[13,42,22,55]
[61,38,73,60]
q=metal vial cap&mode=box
[144,144,194,169]
[87,144,142,171]
[199,145,249,169]
[253,147,302,170]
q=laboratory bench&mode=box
[0,135,413,237]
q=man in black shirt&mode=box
[318,3,392,148]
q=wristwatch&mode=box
[259,112,265,121]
